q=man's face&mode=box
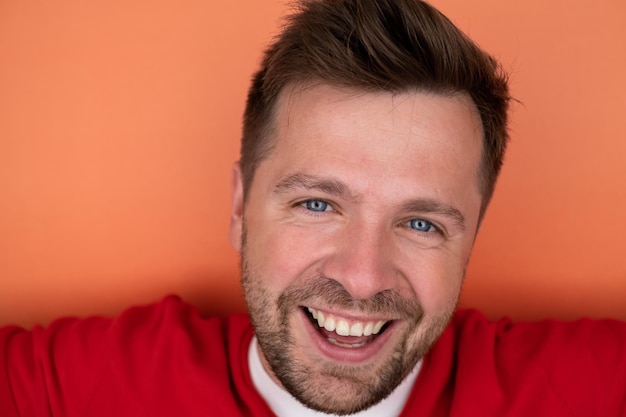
[229,84,484,414]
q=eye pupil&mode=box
[410,219,431,231]
[306,200,328,212]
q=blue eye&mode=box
[409,219,435,232]
[304,200,329,212]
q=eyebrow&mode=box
[273,173,360,201]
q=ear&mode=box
[228,162,245,253]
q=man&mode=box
[1,0,625,416]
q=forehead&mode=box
[272,83,482,168]
[275,82,482,135]
[251,84,484,213]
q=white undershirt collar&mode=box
[248,336,421,417]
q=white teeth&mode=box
[307,307,388,339]
[323,316,336,332]
[335,319,349,336]
[328,338,367,348]
[373,321,385,334]
[349,322,363,336]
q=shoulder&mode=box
[422,309,626,415]
[448,309,626,363]
[103,295,253,360]
[33,295,255,378]
[447,309,626,386]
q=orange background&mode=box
[1,0,625,327]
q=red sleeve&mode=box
[404,310,626,416]
[492,316,626,416]
[0,296,260,417]
[0,313,116,416]
[0,326,28,416]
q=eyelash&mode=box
[293,198,446,239]
[403,218,443,236]
[295,198,335,215]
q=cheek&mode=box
[404,251,466,314]
[245,220,328,290]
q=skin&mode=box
[229,84,485,414]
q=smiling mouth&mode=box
[304,306,391,348]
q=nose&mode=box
[320,220,397,300]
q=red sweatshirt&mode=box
[1,296,624,416]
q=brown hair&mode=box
[240,0,511,216]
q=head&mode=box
[230,0,510,414]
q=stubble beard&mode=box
[240,235,456,415]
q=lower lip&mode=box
[299,308,398,364]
